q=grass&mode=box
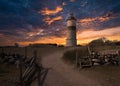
[62,45,120,64]
[92,45,120,51]
[1,45,120,86]
[62,47,90,64]
[62,46,120,85]
[0,64,11,76]
[62,49,76,64]
[0,46,65,58]
[0,64,19,86]
[79,65,120,86]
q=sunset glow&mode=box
[0,0,120,46]
[15,26,120,46]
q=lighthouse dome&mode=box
[66,13,76,21]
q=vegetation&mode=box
[62,42,120,64]
[80,65,120,86]
[62,47,90,64]
[88,37,120,47]
[0,64,19,86]
[0,65,10,77]
[62,49,76,64]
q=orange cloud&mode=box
[78,14,114,29]
[70,0,75,2]
[79,12,114,26]
[79,16,112,23]
[40,6,63,15]
[79,18,96,23]
[43,16,62,25]
[27,29,44,37]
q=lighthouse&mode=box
[66,13,77,47]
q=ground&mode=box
[0,46,120,86]
[39,48,101,86]
[0,64,19,86]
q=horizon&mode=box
[0,37,119,47]
[0,0,120,46]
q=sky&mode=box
[0,0,120,46]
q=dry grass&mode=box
[79,65,120,86]
[0,64,19,86]
[0,46,65,58]
[62,46,120,86]
[1,46,120,86]
[62,46,89,64]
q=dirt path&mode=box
[40,49,102,86]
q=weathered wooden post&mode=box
[118,50,120,56]
[33,50,41,86]
[1,47,4,54]
[25,47,27,58]
[20,58,23,86]
[37,64,41,86]
[87,46,91,55]
[33,50,37,63]
[75,47,78,67]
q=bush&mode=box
[62,47,90,64]
[62,50,76,64]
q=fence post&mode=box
[75,47,78,67]
[33,50,37,63]
[20,58,23,86]
[1,47,4,54]
[37,65,41,86]
[25,47,27,58]
[33,50,41,86]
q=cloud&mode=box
[77,26,120,44]
[27,29,44,37]
[77,12,117,29]
[40,6,63,15]
[79,13,114,23]
[70,0,75,2]
[43,16,62,25]
[0,33,16,46]
[62,2,66,6]
[0,0,120,46]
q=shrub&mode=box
[62,50,76,64]
[62,47,90,64]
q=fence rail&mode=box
[19,50,42,86]
[0,48,43,86]
[76,46,120,68]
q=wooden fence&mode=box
[76,46,120,68]
[0,47,48,86]
[19,51,42,86]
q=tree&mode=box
[14,43,19,47]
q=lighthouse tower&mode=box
[66,13,77,47]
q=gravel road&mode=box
[32,48,102,86]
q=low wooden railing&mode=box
[19,51,42,86]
